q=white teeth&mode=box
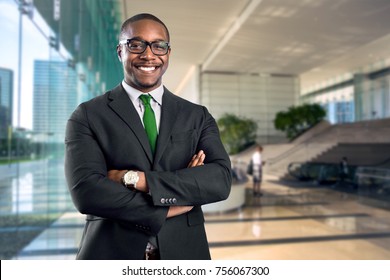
[138,66,156,72]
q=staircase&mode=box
[263,118,390,179]
[312,143,390,166]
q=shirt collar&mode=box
[121,80,163,105]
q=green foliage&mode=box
[274,103,326,140]
[217,114,257,155]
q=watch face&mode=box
[124,171,138,185]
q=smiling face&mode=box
[117,19,170,92]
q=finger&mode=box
[194,150,204,163]
[187,150,205,168]
[190,156,201,167]
[193,151,206,166]
[187,154,197,168]
[189,151,202,167]
[198,153,206,165]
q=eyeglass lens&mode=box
[127,39,169,55]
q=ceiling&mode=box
[119,0,390,93]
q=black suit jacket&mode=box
[65,84,232,260]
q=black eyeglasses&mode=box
[119,38,170,56]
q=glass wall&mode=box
[355,69,390,121]
[201,72,299,144]
[303,85,355,125]
[0,0,121,259]
[302,65,390,125]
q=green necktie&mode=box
[139,94,158,154]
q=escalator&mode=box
[287,161,390,207]
[287,162,357,185]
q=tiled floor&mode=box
[6,170,390,260]
[207,180,390,260]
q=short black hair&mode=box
[119,13,170,42]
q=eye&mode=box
[152,42,169,53]
[129,40,144,50]
[154,43,166,50]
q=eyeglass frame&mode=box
[118,38,171,56]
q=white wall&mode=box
[200,72,299,144]
[175,65,200,104]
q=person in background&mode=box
[65,13,231,260]
[251,144,264,196]
[339,156,349,183]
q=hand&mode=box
[187,150,205,168]
[166,151,205,218]
[166,151,204,218]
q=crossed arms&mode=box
[107,150,206,218]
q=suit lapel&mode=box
[153,88,181,167]
[107,84,154,163]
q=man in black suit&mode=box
[65,13,231,260]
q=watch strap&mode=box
[121,171,127,185]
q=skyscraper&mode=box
[0,67,13,141]
[33,60,78,144]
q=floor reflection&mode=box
[1,161,390,260]
[0,159,72,259]
[12,172,33,213]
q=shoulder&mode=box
[78,84,124,109]
[85,85,122,107]
[163,87,209,116]
[163,87,200,106]
[69,85,120,120]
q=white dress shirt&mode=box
[121,80,163,132]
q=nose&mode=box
[140,45,155,59]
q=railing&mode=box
[288,162,357,185]
[355,167,390,187]
[288,162,390,198]
[267,142,337,170]
[355,166,390,202]
[266,120,334,166]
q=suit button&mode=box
[161,198,166,204]
[172,198,177,204]
[168,198,173,204]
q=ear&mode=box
[116,45,122,62]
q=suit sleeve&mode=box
[146,106,232,206]
[65,104,168,235]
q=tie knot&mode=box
[139,94,152,106]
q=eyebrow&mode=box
[126,36,168,42]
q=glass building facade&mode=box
[33,60,78,146]
[0,67,13,155]
[0,0,122,259]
